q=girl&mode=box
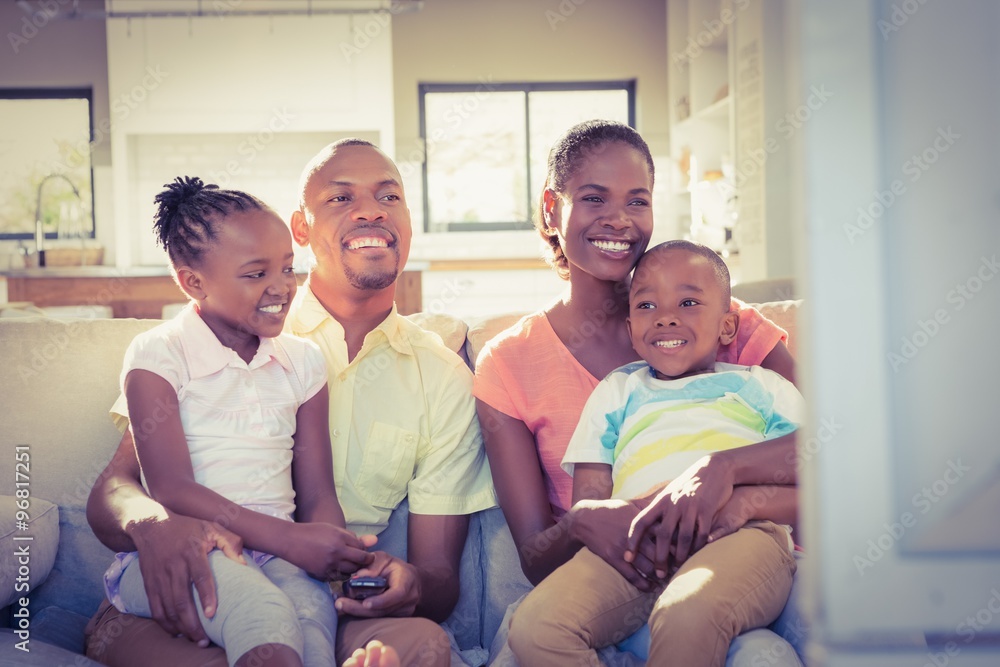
[103,177,373,667]
[473,120,801,663]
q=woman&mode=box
[474,120,802,665]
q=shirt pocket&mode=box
[354,421,419,509]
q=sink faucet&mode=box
[34,174,82,268]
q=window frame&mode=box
[0,87,96,241]
[418,80,636,233]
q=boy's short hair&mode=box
[633,240,732,306]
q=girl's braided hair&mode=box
[152,176,267,266]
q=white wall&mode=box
[105,12,395,266]
[391,0,672,262]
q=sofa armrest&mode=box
[404,312,472,366]
[750,299,802,358]
[0,496,59,611]
[732,277,797,303]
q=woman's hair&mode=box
[152,176,267,266]
[536,120,655,279]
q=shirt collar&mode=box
[286,279,414,356]
[176,303,293,379]
[285,279,332,335]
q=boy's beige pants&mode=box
[509,520,796,667]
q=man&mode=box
[85,140,496,666]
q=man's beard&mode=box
[342,248,399,291]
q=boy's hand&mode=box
[570,499,658,591]
[129,512,244,646]
[625,454,735,577]
[335,551,421,618]
[281,523,377,581]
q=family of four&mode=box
[82,121,805,667]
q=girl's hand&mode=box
[625,454,736,577]
[129,511,244,646]
[570,499,658,591]
[280,522,377,581]
[334,551,421,618]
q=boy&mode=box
[509,240,802,667]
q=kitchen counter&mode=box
[2,265,173,279]
[3,267,187,319]
[2,265,423,318]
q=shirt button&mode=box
[338,372,347,381]
[333,429,340,438]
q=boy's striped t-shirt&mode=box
[562,362,804,501]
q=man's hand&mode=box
[128,512,244,646]
[280,522,377,581]
[625,454,736,578]
[570,498,658,591]
[334,551,421,618]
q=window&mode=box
[419,81,635,232]
[0,89,95,241]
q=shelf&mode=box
[668,0,734,251]
[676,95,731,131]
[694,94,731,121]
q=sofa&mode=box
[0,286,802,666]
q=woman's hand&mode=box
[706,485,759,543]
[129,512,244,646]
[279,522,377,581]
[708,484,799,544]
[570,498,658,591]
[625,454,736,577]
[334,551,421,618]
